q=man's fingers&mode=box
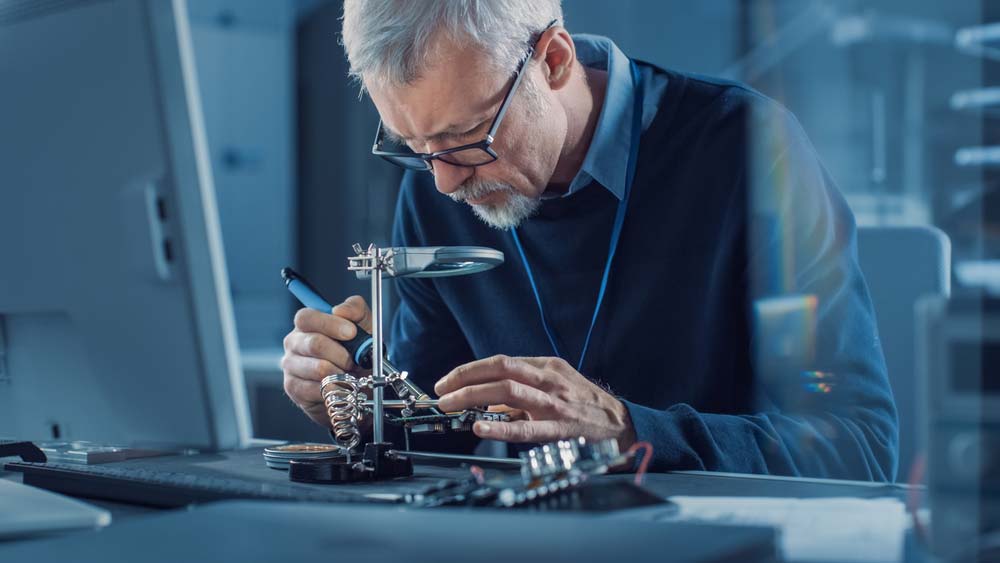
[286,332,352,372]
[282,372,323,406]
[331,295,372,334]
[282,376,331,428]
[280,353,341,382]
[294,308,359,341]
[512,356,575,373]
[435,355,549,396]
[437,380,554,414]
[473,420,565,443]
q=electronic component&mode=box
[386,409,509,433]
[405,437,663,511]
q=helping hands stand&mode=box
[289,244,505,484]
[284,244,657,514]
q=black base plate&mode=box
[288,443,413,484]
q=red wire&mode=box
[627,441,654,485]
[469,464,485,485]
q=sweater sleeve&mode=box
[623,101,898,481]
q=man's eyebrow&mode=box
[382,125,408,144]
[384,116,491,145]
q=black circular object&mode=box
[288,456,369,484]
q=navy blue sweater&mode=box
[387,65,898,481]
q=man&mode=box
[282,0,898,480]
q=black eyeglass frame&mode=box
[371,20,558,171]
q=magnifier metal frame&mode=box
[350,245,505,279]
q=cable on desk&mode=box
[627,441,653,485]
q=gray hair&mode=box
[341,0,563,91]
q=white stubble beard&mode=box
[448,179,541,230]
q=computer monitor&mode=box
[0,0,252,450]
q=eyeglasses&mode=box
[371,20,557,172]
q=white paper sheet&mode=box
[665,496,909,563]
[0,478,111,539]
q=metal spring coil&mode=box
[321,374,364,451]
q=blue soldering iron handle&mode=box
[281,267,375,370]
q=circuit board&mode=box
[386,410,511,433]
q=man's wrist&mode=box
[612,398,637,451]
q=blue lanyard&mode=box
[511,61,644,373]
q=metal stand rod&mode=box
[371,246,385,443]
[363,399,441,410]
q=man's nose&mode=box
[431,160,475,196]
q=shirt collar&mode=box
[559,34,637,201]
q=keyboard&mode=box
[4,461,401,508]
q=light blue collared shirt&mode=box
[558,35,668,200]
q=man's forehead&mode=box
[367,46,505,143]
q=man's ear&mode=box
[535,26,576,91]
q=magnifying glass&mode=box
[350,246,505,279]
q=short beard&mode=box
[448,179,540,230]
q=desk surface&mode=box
[0,448,920,562]
[6,447,912,505]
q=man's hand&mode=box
[434,355,637,449]
[281,296,373,428]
